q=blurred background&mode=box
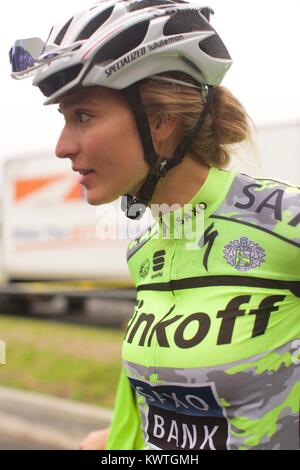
[0,0,299,450]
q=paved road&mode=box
[0,435,58,450]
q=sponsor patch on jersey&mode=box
[224,237,265,271]
[129,378,230,450]
[212,172,300,247]
[139,259,150,280]
[151,250,166,279]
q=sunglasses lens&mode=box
[9,38,44,74]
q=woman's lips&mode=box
[79,170,96,185]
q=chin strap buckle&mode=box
[121,194,147,220]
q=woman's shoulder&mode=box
[213,171,300,242]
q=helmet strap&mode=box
[122,84,213,220]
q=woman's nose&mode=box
[55,126,80,160]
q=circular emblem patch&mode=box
[139,259,150,279]
[224,237,265,271]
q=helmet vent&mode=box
[55,17,74,45]
[127,0,187,13]
[163,9,212,35]
[93,20,150,64]
[76,7,114,41]
[199,36,231,60]
[38,64,84,98]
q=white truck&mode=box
[1,155,154,283]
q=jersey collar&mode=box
[151,166,236,239]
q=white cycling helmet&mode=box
[10,0,233,219]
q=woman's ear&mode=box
[151,114,178,143]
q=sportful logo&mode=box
[224,237,265,272]
[139,250,166,281]
[151,250,166,279]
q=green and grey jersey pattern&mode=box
[107,167,300,451]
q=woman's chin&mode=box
[85,189,118,206]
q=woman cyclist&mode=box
[10,0,300,451]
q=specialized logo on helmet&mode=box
[223,237,265,271]
[139,259,150,280]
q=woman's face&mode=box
[55,86,149,205]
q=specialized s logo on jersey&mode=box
[224,237,265,271]
[129,378,230,450]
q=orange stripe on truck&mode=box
[65,182,83,201]
[15,175,68,201]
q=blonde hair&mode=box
[139,72,255,168]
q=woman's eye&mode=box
[77,112,91,123]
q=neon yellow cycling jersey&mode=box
[107,166,300,450]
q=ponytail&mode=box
[139,73,254,168]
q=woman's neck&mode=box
[149,156,210,215]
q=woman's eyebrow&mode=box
[58,98,100,114]
[58,97,86,113]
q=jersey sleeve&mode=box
[285,187,300,292]
[105,367,144,450]
[213,174,300,297]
